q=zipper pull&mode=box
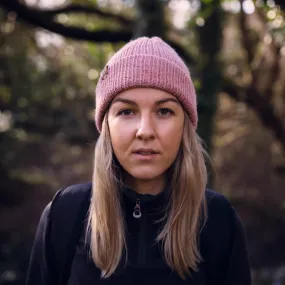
[133,199,142,218]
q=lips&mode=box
[132,149,159,161]
[133,148,159,155]
[135,151,156,155]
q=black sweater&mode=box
[26,183,251,285]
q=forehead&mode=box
[112,88,177,104]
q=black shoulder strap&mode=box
[50,182,92,285]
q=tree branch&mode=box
[222,77,285,151]
[236,0,285,151]
[263,45,281,102]
[0,0,195,66]
[254,7,282,102]
[41,4,133,27]
[0,0,132,43]
[239,0,254,65]
[280,75,285,119]
[255,7,281,57]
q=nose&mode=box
[136,114,155,140]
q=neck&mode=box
[123,174,166,195]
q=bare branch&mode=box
[41,4,133,26]
[221,77,285,151]
[0,0,195,66]
[280,75,285,118]
[255,7,281,56]
[237,0,284,149]
[0,0,132,43]
[263,46,282,102]
[253,7,282,101]
[239,0,254,65]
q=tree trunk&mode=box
[133,0,166,39]
[196,0,223,186]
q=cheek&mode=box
[108,120,133,154]
[160,122,183,157]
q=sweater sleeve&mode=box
[222,207,252,285]
[26,202,57,285]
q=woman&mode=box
[26,37,251,285]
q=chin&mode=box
[126,167,165,181]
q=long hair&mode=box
[87,111,208,279]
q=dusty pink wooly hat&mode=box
[95,37,197,132]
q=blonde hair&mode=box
[87,112,208,279]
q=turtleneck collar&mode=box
[120,181,172,205]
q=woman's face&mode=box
[108,88,184,183]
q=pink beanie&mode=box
[95,37,197,132]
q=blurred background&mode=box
[0,0,285,284]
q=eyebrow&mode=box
[111,97,180,106]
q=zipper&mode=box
[138,212,147,264]
[133,199,141,218]
[133,199,147,264]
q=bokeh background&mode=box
[0,0,285,284]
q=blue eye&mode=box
[118,109,133,116]
[159,108,174,116]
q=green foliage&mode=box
[201,0,214,4]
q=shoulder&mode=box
[41,182,92,214]
[201,189,240,258]
[204,188,246,236]
[53,181,92,200]
[48,181,92,219]
[204,188,237,229]
[205,188,234,216]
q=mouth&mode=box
[134,151,157,155]
[132,149,159,160]
[133,149,159,155]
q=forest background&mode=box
[0,0,285,284]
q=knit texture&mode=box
[95,37,197,132]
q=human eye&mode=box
[158,108,174,116]
[117,109,134,116]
